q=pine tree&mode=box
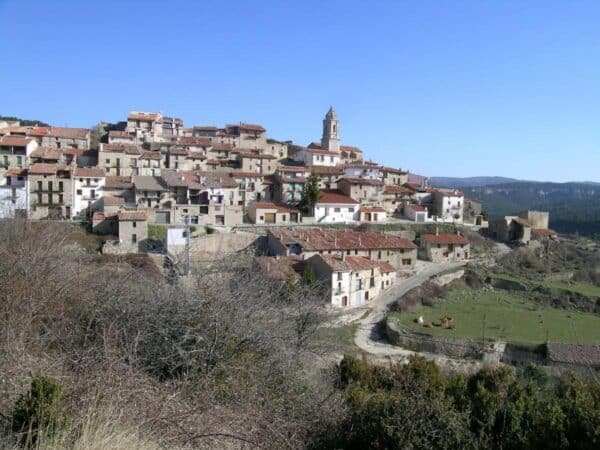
[299,173,321,215]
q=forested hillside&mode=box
[461,182,600,237]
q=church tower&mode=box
[321,106,340,152]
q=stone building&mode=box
[98,143,143,176]
[267,228,417,269]
[321,106,340,152]
[419,231,470,262]
[248,202,301,224]
[72,167,105,218]
[28,163,72,219]
[0,136,38,169]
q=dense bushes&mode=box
[320,356,600,450]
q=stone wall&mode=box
[385,318,486,360]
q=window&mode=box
[348,207,354,212]
[105,159,110,164]
[48,181,53,191]
[133,222,136,228]
[402,259,412,265]
[76,189,82,195]
[58,181,63,191]
[334,207,341,212]
[337,272,342,281]
[132,234,137,243]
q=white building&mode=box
[307,254,397,308]
[291,147,340,167]
[313,190,359,223]
[404,204,430,222]
[72,167,105,217]
[343,163,382,180]
[432,189,464,224]
[0,168,28,218]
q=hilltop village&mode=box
[0,108,556,307]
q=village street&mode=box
[353,259,488,371]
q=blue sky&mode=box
[1,1,599,182]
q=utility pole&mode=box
[482,313,487,345]
[184,215,191,276]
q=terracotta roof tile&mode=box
[317,189,359,205]
[268,228,417,251]
[74,167,105,178]
[0,136,34,147]
[118,211,147,221]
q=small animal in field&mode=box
[449,324,456,331]
[441,317,449,327]
[444,315,453,322]
[425,321,434,328]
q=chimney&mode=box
[456,230,461,236]
[435,227,439,236]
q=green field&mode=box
[390,283,600,345]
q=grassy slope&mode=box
[390,283,600,345]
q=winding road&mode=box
[353,260,487,371]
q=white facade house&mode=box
[313,190,359,223]
[307,254,397,308]
[0,168,28,218]
[432,189,464,224]
[72,167,105,217]
[291,148,340,167]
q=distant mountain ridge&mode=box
[429,176,519,188]
[459,181,600,238]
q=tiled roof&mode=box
[268,228,417,251]
[28,163,61,175]
[361,206,386,213]
[139,150,162,160]
[433,188,464,197]
[0,136,34,146]
[118,211,147,221]
[421,233,470,245]
[252,202,300,213]
[178,136,211,146]
[46,127,89,140]
[104,176,133,189]
[229,171,264,178]
[103,195,125,206]
[384,185,414,195]
[211,143,234,151]
[5,167,27,177]
[74,167,104,178]
[316,254,396,273]
[316,189,359,205]
[101,143,142,155]
[133,176,167,191]
[160,169,189,188]
[255,256,304,281]
[278,165,308,173]
[30,147,62,160]
[234,150,277,159]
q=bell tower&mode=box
[321,106,340,152]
